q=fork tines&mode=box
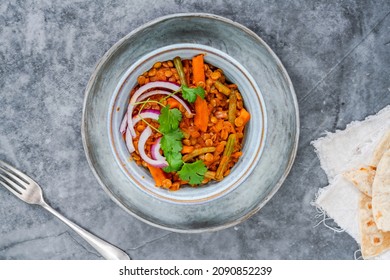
[0,160,29,195]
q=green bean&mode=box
[215,134,236,180]
[204,171,216,180]
[182,147,216,162]
[228,90,237,124]
[214,81,231,96]
[173,56,187,86]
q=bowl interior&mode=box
[108,43,267,204]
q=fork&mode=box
[0,160,130,260]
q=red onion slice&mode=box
[120,112,128,135]
[132,109,160,127]
[125,128,135,153]
[136,90,193,116]
[151,138,166,162]
[123,110,160,155]
[138,126,168,168]
[136,89,170,101]
[127,82,180,137]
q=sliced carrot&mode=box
[239,108,251,125]
[181,145,194,154]
[147,164,168,187]
[194,96,209,132]
[192,54,205,86]
[192,54,208,131]
[166,97,181,109]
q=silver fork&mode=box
[0,160,130,260]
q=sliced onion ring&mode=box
[138,126,168,168]
[131,109,160,127]
[125,109,160,154]
[127,82,180,137]
[151,137,166,162]
[120,112,128,135]
[121,90,193,137]
[136,90,193,116]
[125,127,135,153]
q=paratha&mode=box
[371,131,390,166]
[372,149,390,231]
[359,193,390,259]
[343,165,376,197]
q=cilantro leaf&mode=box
[160,129,183,153]
[163,152,183,172]
[158,105,182,134]
[181,85,205,103]
[160,129,184,172]
[178,160,208,185]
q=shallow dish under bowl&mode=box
[82,13,299,232]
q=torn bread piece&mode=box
[372,149,390,231]
[343,165,376,197]
[371,131,390,166]
[343,131,389,197]
[359,193,390,259]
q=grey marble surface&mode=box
[0,0,389,260]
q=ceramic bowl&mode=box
[109,43,266,203]
[82,13,299,232]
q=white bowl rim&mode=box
[107,43,267,204]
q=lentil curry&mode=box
[120,54,251,191]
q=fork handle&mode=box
[40,202,130,260]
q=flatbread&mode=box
[342,131,389,197]
[343,165,376,197]
[371,131,390,166]
[372,149,390,231]
[359,193,390,259]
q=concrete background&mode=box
[0,0,389,259]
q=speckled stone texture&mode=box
[0,0,389,260]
